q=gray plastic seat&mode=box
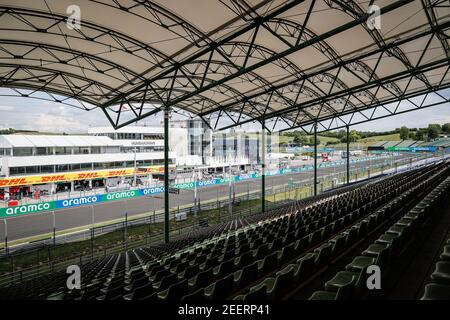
[421,283,450,300]
[431,262,450,285]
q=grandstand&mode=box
[410,141,425,147]
[0,161,449,300]
[0,0,449,304]
[369,141,388,148]
[368,139,450,151]
[394,140,417,148]
[422,138,450,148]
[381,141,402,148]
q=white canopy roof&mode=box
[0,0,448,131]
[0,134,120,148]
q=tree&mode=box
[415,130,425,141]
[442,123,450,134]
[293,133,309,145]
[337,129,346,140]
[399,126,409,140]
[349,130,361,142]
[309,136,321,145]
[340,130,360,143]
[427,124,441,139]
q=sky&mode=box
[0,90,449,134]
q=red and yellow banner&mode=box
[0,165,174,187]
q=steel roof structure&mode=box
[0,0,449,133]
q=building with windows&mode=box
[0,122,280,199]
[169,119,212,166]
[169,120,279,169]
[0,133,176,199]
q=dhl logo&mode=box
[77,172,99,179]
[41,175,66,182]
[0,178,27,187]
[108,170,128,176]
[0,165,172,188]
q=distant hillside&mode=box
[359,133,401,143]
[0,128,39,135]
[279,135,340,145]
[0,128,87,135]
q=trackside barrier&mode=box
[0,155,442,287]
[0,155,397,217]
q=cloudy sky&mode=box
[0,89,449,133]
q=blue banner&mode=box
[140,186,165,196]
[55,195,103,209]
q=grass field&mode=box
[325,133,401,150]
[279,135,340,145]
[359,133,401,143]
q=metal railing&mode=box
[0,153,443,287]
[0,190,292,287]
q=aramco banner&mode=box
[1,189,157,218]
[385,146,438,152]
[0,156,383,218]
[0,165,175,188]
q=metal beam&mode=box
[262,117,266,213]
[314,122,318,197]
[101,0,414,130]
[346,126,350,184]
[164,107,170,244]
[100,0,308,109]
[205,24,449,131]
[281,83,450,134]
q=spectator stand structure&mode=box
[0,0,449,245]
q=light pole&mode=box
[52,211,56,248]
[4,218,7,257]
[228,165,232,215]
[133,147,137,187]
[216,187,219,209]
[247,181,250,213]
[91,205,94,260]
[193,169,198,217]
[124,200,128,250]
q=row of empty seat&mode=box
[235,163,450,300]
[0,162,448,300]
[310,169,450,300]
[420,177,450,300]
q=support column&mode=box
[261,118,266,213]
[193,169,198,217]
[52,211,56,248]
[346,125,350,185]
[314,122,317,197]
[4,219,7,257]
[228,166,232,215]
[164,107,170,244]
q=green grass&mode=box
[359,133,400,143]
[279,135,340,145]
[329,133,401,150]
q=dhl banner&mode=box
[0,166,175,188]
[0,155,395,218]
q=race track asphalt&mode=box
[0,155,414,242]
